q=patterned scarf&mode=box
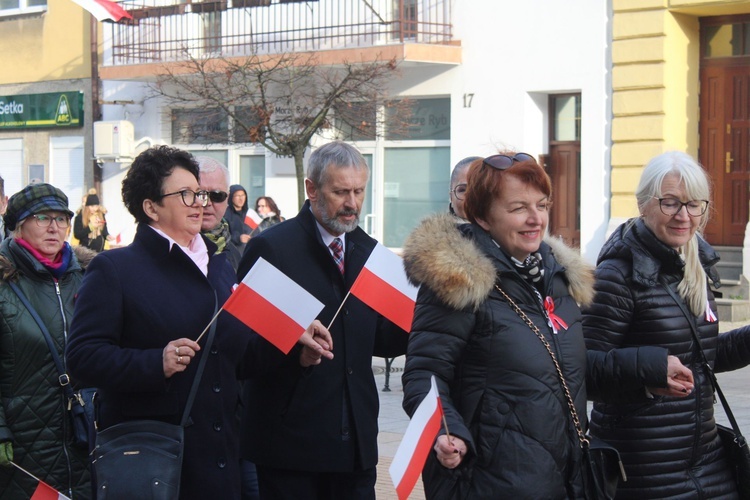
[511,252,545,284]
[202,219,231,253]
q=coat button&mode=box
[347,367,353,375]
[217,458,226,468]
[212,383,221,393]
[497,402,510,414]
[210,347,218,355]
[213,422,222,432]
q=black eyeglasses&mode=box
[482,153,535,170]
[30,214,70,228]
[451,183,467,200]
[205,190,228,204]
[160,190,209,207]
[655,197,709,217]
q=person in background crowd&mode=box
[0,183,95,499]
[401,153,693,498]
[249,196,283,238]
[73,189,112,253]
[448,156,480,220]
[236,141,407,500]
[0,176,8,241]
[225,184,253,255]
[583,151,750,498]
[197,157,242,272]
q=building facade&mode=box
[0,0,96,213]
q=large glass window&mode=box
[172,109,228,144]
[239,155,266,206]
[385,98,450,141]
[704,22,750,58]
[0,0,46,14]
[553,95,581,141]
[383,147,449,248]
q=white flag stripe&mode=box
[389,376,440,485]
[366,243,419,301]
[240,257,323,327]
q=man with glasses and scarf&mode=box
[197,157,242,272]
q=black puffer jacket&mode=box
[0,238,96,499]
[583,218,750,499]
[402,215,667,499]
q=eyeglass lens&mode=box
[483,153,535,171]
[33,214,70,228]
[658,198,708,217]
[161,190,209,207]
[452,184,467,200]
[207,191,228,203]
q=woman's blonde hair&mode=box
[635,151,711,316]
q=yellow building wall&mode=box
[0,1,91,85]
[610,0,750,218]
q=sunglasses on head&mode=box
[482,153,535,170]
[206,190,228,203]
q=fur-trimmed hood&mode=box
[0,241,97,281]
[402,213,594,310]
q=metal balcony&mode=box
[104,0,454,67]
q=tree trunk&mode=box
[293,148,306,209]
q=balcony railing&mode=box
[104,0,453,66]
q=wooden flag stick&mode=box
[195,308,223,344]
[11,461,42,484]
[326,290,351,330]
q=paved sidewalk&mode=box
[372,320,750,499]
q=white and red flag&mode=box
[244,209,263,230]
[223,257,323,354]
[30,480,71,500]
[70,0,132,22]
[390,375,443,500]
[349,243,419,332]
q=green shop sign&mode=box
[0,92,83,129]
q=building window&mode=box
[552,94,581,142]
[172,109,228,144]
[0,0,46,16]
[334,102,377,141]
[385,97,450,141]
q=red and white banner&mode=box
[390,375,443,500]
[70,0,132,22]
[223,257,323,354]
[349,243,419,332]
[244,209,263,230]
[30,480,71,500]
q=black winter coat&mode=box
[67,224,256,500]
[0,239,95,499]
[237,201,408,473]
[583,218,750,499]
[402,215,667,499]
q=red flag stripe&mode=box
[350,266,415,331]
[31,480,65,500]
[223,284,306,354]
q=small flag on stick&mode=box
[222,257,323,353]
[349,243,419,332]
[244,209,263,230]
[11,461,71,500]
[389,375,443,500]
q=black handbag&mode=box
[8,281,96,450]
[91,292,218,500]
[661,281,750,499]
[494,285,626,500]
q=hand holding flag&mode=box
[298,319,334,367]
[11,462,71,500]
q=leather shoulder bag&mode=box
[91,292,218,500]
[661,280,750,499]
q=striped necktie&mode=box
[329,237,344,275]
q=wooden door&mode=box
[545,144,580,248]
[700,63,750,246]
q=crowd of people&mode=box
[0,141,747,500]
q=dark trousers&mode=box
[255,464,377,500]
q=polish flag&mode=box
[244,209,263,230]
[349,243,419,332]
[31,480,71,500]
[223,257,323,353]
[70,0,132,22]
[390,375,443,500]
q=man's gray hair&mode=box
[306,141,369,188]
[195,156,230,188]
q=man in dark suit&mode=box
[237,141,408,500]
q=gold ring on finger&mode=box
[178,356,182,364]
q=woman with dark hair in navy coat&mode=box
[67,146,262,499]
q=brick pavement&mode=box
[372,320,750,499]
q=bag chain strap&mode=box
[494,284,589,448]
